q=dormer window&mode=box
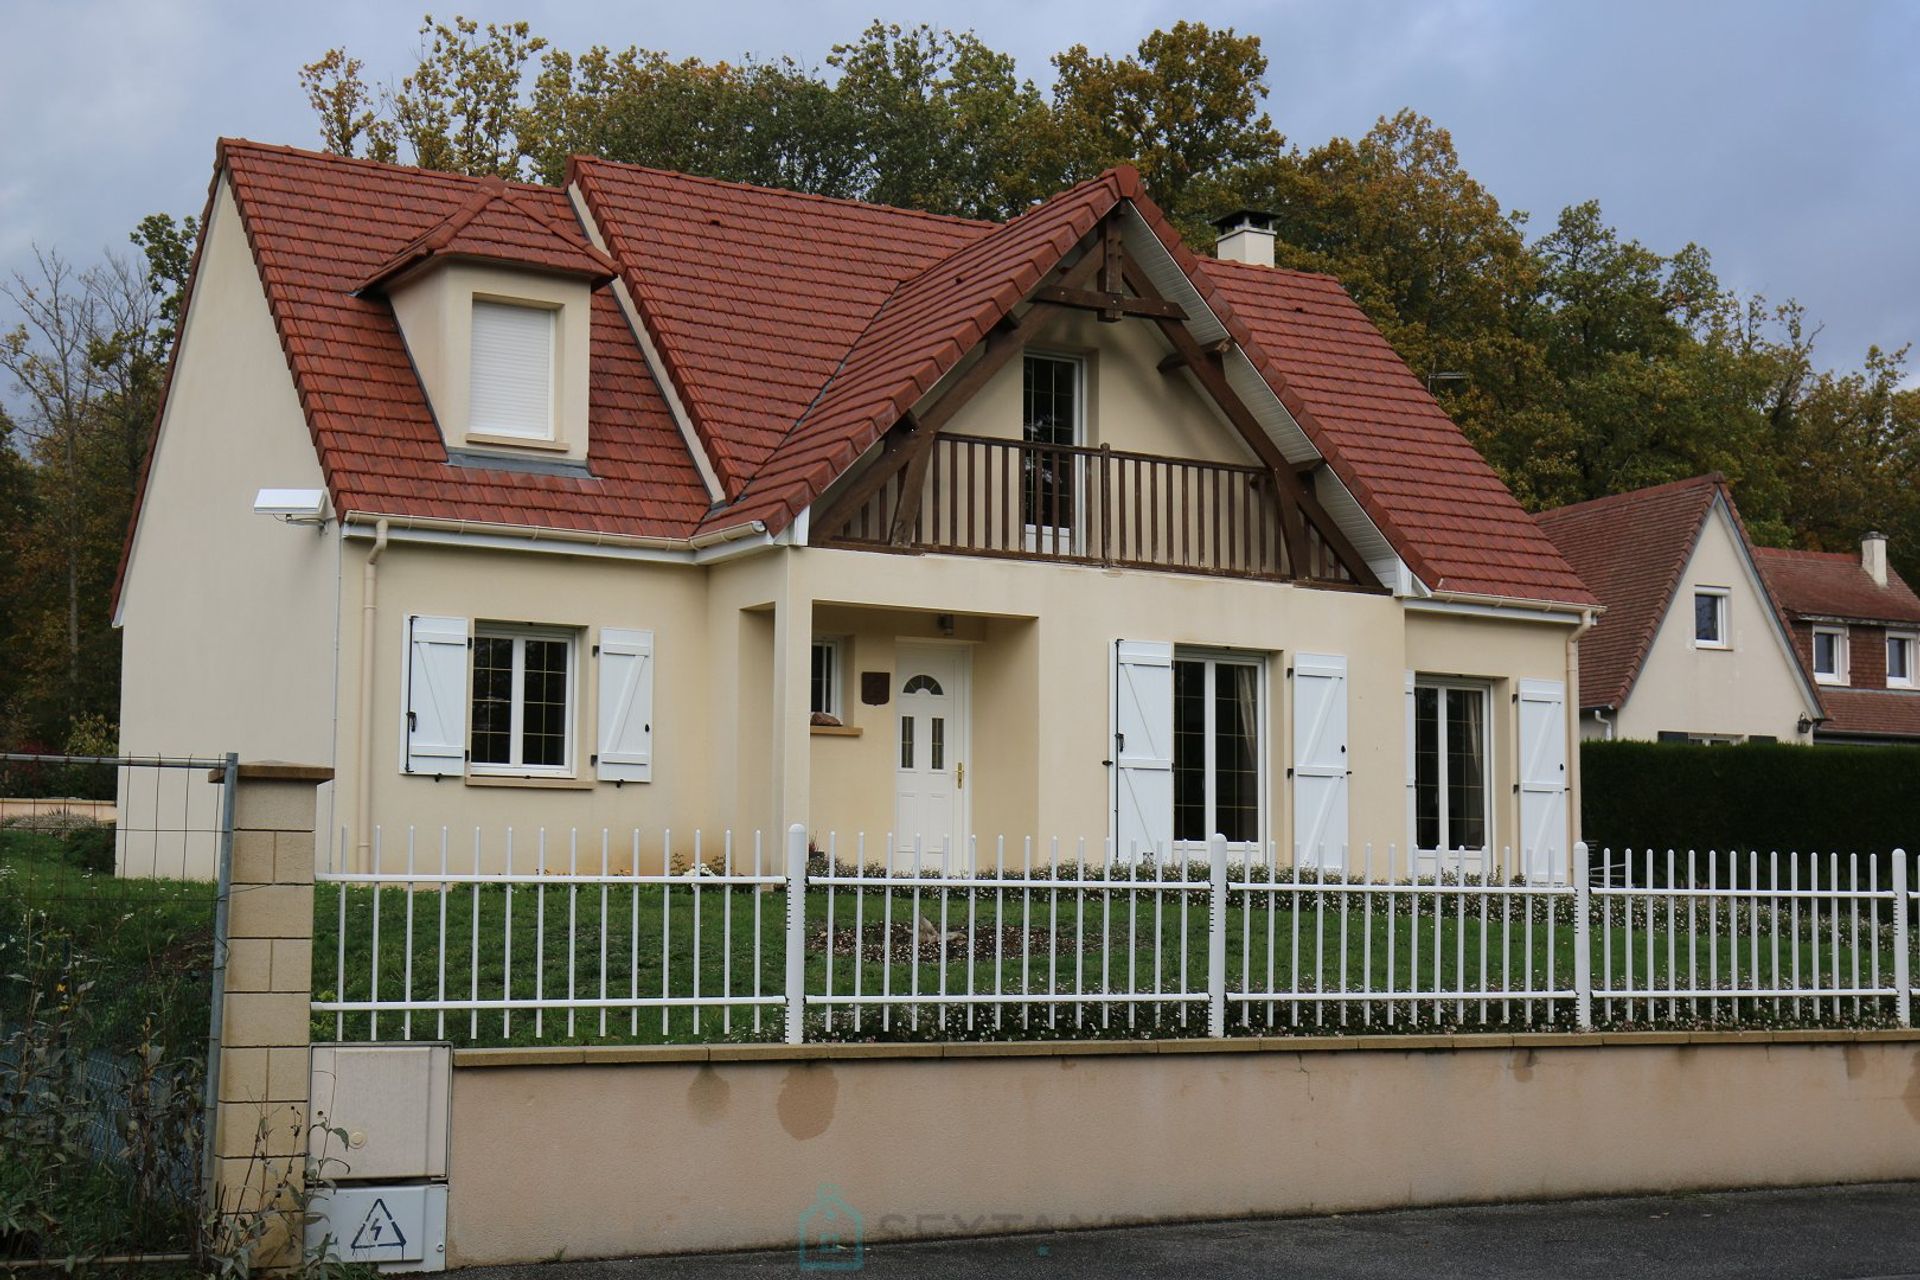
[470,299,557,441]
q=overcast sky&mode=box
[3,0,1915,377]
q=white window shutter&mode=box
[1518,677,1569,883]
[597,628,655,782]
[404,615,469,776]
[1292,654,1349,871]
[470,301,555,438]
[1404,671,1417,861]
[1112,640,1174,859]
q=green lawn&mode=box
[310,875,1905,1046]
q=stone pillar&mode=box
[209,762,330,1270]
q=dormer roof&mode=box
[356,173,618,292]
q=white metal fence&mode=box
[311,827,1916,1047]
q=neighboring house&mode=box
[114,141,1596,881]
[1536,475,1822,744]
[1755,536,1920,744]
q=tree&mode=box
[1051,21,1283,234]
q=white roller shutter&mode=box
[1292,654,1349,870]
[1112,640,1174,859]
[1518,677,1569,883]
[404,615,469,776]
[469,300,555,438]
[596,628,655,783]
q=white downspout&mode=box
[355,518,390,869]
[1566,608,1596,856]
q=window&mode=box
[810,638,844,719]
[470,627,575,773]
[470,299,556,439]
[1022,353,1083,541]
[1172,653,1261,844]
[1889,634,1915,689]
[1812,626,1848,685]
[1414,680,1489,854]
[1693,588,1729,648]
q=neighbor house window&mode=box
[1172,652,1261,845]
[1693,588,1729,648]
[1888,634,1915,689]
[1022,353,1083,544]
[1812,626,1848,685]
[811,638,844,720]
[1414,680,1489,854]
[469,299,556,440]
[470,626,575,773]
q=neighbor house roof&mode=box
[122,138,1596,608]
[1534,475,1729,710]
[1751,546,1920,626]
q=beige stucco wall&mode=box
[945,306,1254,466]
[1608,503,1817,744]
[333,540,719,871]
[324,534,1573,877]
[116,178,341,877]
[444,1036,1920,1266]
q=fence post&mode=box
[1574,840,1593,1031]
[209,761,329,1270]
[1894,849,1910,1028]
[1207,833,1228,1038]
[785,824,808,1045]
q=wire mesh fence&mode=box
[0,754,231,1267]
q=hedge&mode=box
[1581,739,1920,858]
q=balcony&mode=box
[816,432,1364,586]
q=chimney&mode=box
[1863,531,1889,587]
[1211,209,1276,267]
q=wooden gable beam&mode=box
[1125,258,1381,589]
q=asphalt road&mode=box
[457,1181,1920,1278]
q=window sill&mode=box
[810,725,863,738]
[1814,676,1849,687]
[464,431,570,454]
[464,772,594,790]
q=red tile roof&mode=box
[1753,546,1920,626]
[122,139,1599,609]
[357,174,619,291]
[1814,687,1920,739]
[1535,476,1725,709]
[1203,258,1591,604]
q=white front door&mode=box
[894,642,969,869]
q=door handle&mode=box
[956,761,965,789]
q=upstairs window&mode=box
[1022,353,1082,542]
[1693,588,1729,648]
[1812,626,1848,686]
[470,299,556,440]
[1889,634,1915,689]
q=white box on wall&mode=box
[309,1044,451,1182]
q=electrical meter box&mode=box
[309,1044,451,1181]
[308,1181,447,1272]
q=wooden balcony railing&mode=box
[819,432,1359,585]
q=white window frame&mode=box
[811,636,845,720]
[1412,677,1493,857]
[1692,587,1730,649]
[1170,648,1267,855]
[469,624,578,777]
[1021,351,1086,555]
[1812,625,1849,686]
[469,297,558,442]
[1888,632,1916,690]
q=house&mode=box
[1755,535,1920,744]
[113,140,1596,881]
[1535,475,1822,744]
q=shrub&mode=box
[62,822,118,874]
[1582,739,1920,858]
